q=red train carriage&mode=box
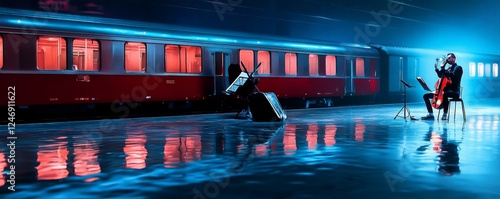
[1,8,499,123]
[0,8,382,122]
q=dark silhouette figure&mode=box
[418,126,460,176]
[436,128,460,175]
[231,124,283,172]
[227,63,259,118]
[228,63,242,85]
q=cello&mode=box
[431,57,452,109]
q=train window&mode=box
[125,42,146,72]
[493,63,498,77]
[285,53,297,75]
[325,55,336,76]
[309,54,318,76]
[239,49,254,72]
[37,36,67,70]
[0,36,3,69]
[355,57,365,77]
[478,62,484,77]
[257,51,270,74]
[485,63,492,77]
[73,38,100,71]
[165,45,202,73]
[469,62,476,77]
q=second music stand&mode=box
[394,80,417,121]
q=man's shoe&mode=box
[421,115,435,120]
[442,115,448,120]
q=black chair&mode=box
[438,87,466,122]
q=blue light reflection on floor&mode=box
[0,99,499,199]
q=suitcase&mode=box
[249,92,287,122]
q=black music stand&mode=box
[394,80,417,121]
[416,77,433,93]
[226,62,261,118]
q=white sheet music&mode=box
[416,77,433,92]
[225,72,249,93]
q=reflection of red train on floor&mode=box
[0,121,380,184]
[0,8,499,122]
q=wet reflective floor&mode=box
[1,99,499,199]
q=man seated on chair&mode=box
[422,53,463,120]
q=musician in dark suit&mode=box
[421,53,463,120]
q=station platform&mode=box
[1,98,499,199]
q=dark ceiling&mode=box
[1,0,498,54]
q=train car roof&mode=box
[0,8,379,56]
[372,45,499,59]
[372,45,439,56]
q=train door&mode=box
[388,56,417,92]
[406,57,417,82]
[345,58,355,95]
[213,51,232,95]
[388,56,404,92]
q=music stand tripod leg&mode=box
[405,106,414,119]
[394,106,405,120]
[395,80,417,121]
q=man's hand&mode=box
[441,59,448,69]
